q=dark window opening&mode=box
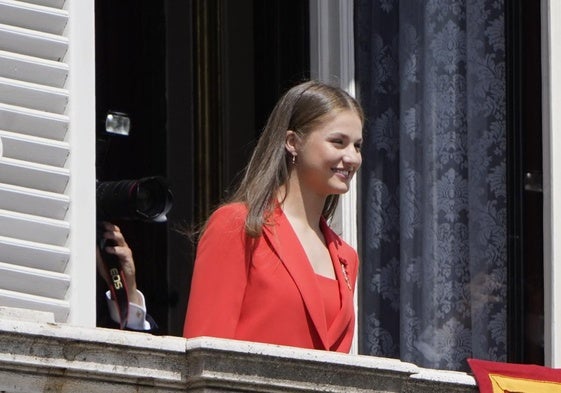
[95,0,309,336]
[506,0,544,364]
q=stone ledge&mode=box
[0,317,478,392]
[404,368,477,393]
[0,318,187,391]
[186,337,418,392]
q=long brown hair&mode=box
[228,80,364,237]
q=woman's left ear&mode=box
[285,130,299,155]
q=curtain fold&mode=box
[356,0,506,371]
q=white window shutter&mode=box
[0,0,73,322]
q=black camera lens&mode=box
[96,176,173,222]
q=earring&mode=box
[291,154,297,165]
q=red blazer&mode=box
[183,203,358,352]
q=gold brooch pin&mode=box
[341,262,351,290]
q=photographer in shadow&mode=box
[96,221,158,332]
[95,112,172,333]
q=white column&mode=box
[542,0,561,367]
[66,0,97,327]
[309,0,357,246]
[309,0,359,353]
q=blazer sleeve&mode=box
[183,204,250,339]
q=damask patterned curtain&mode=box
[355,0,507,371]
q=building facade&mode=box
[0,0,560,390]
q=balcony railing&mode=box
[0,307,477,392]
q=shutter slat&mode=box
[0,0,68,35]
[0,209,69,246]
[0,77,68,113]
[0,50,68,88]
[0,0,74,323]
[0,158,69,193]
[0,130,69,166]
[0,288,69,322]
[0,183,68,219]
[0,235,69,272]
[0,103,67,140]
[0,23,68,61]
[24,0,65,9]
[0,261,69,299]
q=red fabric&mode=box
[468,358,561,393]
[183,203,358,352]
[315,274,340,329]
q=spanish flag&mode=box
[468,358,561,392]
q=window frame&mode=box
[541,0,561,367]
[65,0,96,327]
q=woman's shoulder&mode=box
[207,202,248,226]
[334,234,358,256]
[212,202,248,217]
[198,203,249,239]
[327,230,359,272]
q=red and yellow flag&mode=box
[468,358,561,393]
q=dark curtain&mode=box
[356,0,507,371]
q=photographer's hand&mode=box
[96,221,141,305]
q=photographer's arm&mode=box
[96,222,153,331]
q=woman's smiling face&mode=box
[290,109,363,197]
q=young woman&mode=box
[183,80,363,353]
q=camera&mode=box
[96,176,173,222]
[95,176,172,330]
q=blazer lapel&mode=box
[321,219,355,347]
[263,208,330,349]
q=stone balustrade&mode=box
[0,308,477,392]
